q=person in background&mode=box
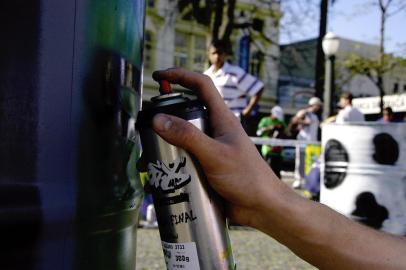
[204,40,264,123]
[139,172,157,227]
[378,107,401,123]
[257,106,287,178]
[290,97,323,189]
[148,68,406,270]
[335,92,364,123]
[382,107,394,122]
[294,97,323,141]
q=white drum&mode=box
[320,123,406,235]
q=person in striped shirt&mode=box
[204,40,264,120]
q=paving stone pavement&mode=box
[135,227,316,270]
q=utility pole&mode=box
[323,54,336,119]
[314,0,329,100]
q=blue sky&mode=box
[280,0,406,56]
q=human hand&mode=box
[148,68,280,227]
[144,71,406,269]
[295,109,306,119]
[256,127,266,136]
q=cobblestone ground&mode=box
[136,173,316,269]
[135,227,316,270]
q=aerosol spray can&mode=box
[137,80,235,270]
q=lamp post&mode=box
[322,32,340,120]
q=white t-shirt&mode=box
[297,112,319,141]
[204,62,263,116]
[336,106,364,123]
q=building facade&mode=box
[279,37,406,115]
[143,0,280,113]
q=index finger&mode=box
[152,68,240,134]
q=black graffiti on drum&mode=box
[372,133,399,165]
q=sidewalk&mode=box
[136,228,316,270]
[135,171,316,269]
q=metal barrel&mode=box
[320,123,406,235]
[137,93,236,270]
[0,1,145,269]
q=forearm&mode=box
[243,89,263,116]
[257,126,274,136]
[252,179,406,269]
[293,117,310,126]
[321,115,337,127]
[151,68,406,270]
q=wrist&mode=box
[251,178,304,235]
[247,170,287,229]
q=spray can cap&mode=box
[159,80,172,95]
[137,80,207,127]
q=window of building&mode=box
[174,32,189,68]
[193,35,207,72]
[403,84,406,92]
[147,0,155,8]
[393,82,399,93]
[174,31,207,72]
[144,31,155,71]
[250,51,263,77]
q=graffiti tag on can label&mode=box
[148,157,191,193]
[170,210,197,226]
[161,241,200,270]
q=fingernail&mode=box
[153,114,172,132]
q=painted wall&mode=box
[321,123,406,235]
[0,1,145,269]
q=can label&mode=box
[162,241,200,270]
[148,156,191,193]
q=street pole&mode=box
[323,55,335,120]
[314,0,329,100]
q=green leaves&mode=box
[343,53,405,82]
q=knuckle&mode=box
[201,74,214,86]
[192,74,210,88]
[175,121,198,148]
[201,74,211,82]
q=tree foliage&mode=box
[343,0,406,113]
[344,54,406,80]
[177,0,282,51]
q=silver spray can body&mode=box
[137,92,235,270]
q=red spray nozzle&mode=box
[159,80,172,95]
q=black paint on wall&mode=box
[0,1,40,183]
[352,192,389,229]
[0,1,42,269]
[373,133,399,165]
[324,139,349,189]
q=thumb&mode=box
[152,113,220,163]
